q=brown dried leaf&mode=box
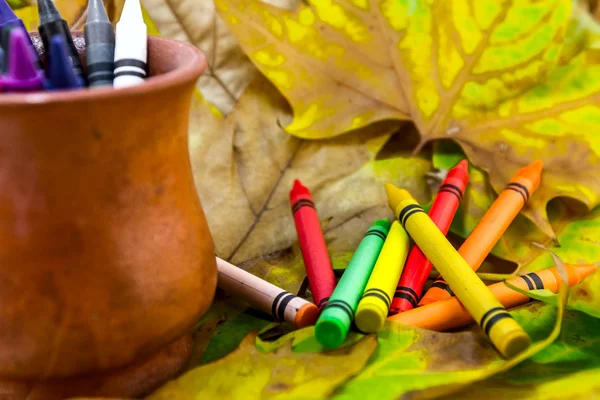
[140,0,259,114]
[189,75,431,264]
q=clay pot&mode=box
[0,32,216,396]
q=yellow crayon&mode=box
[355,221,410,333]
[385,184,531,358]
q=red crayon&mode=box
[389,159,469,314]
[290,179,336,310]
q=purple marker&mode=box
[4,27,44,93]
[0,0,41,70]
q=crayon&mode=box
[216,257,319,328]
[386,185,530,358]
[43,35,84,90]
[0,0,18,29]
[4,27,44,93]
[390,159,469,314]
[388,264,597,331]
[420,161,543,305]
[84,0,115,87]
[113,0,147,88]
[37,0,84,81]
[315,219,390,348]
[355,221,410,333]
[290,179,336,310]
[0,0,41,71]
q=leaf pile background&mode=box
[15,0,600,399]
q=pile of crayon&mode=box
[215,159,597,359]
[0,0,147,93]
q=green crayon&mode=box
[315,219,390,348]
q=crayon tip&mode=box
[515,160,543,189]
[7,28,38,80]
[573,263,598,282]
[385,184,414,212]
[45,35,84,89]
[290,179,311,197]
[87,0,110,23]
[446,159,470,181]
[37,0,62,25]
[119,0,144,23]
[455,159,468,170]
[0,0,18,25]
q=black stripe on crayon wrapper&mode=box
[484,312,514,336]
[324,299,354,320]
[114,59,147,70]
[114,71,146,79]
[292,199,315,214]
[277,293,296,321]
[504,183,529,204]
[430,280,455,296]
[504,187,527,204]
[364,229,387,241]
[362,288,391,307]
[507,182,530,201]
[438,184,463,201]
[521,275,535,291]
[398,204,420,225]
[271,291,290,320]
[480,307,505,329]
[399,204,425,227]
[87,62,115,74]
[318,297,330,309]
[394,286,419,307]
[393,291,418,308]
[527,272,544,290]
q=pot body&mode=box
[0,34,216,379]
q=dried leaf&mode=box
[216,0,600,238]
[190,75,430,264]
[141,0,259,114]
[146,331,377,400]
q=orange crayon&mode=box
[390,263,596,331]
[420,160,543,305]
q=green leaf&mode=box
[436,305,600,399]
[146,331,377,400]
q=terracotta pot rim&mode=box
[0,33,207,107]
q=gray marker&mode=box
[84,0,115,87]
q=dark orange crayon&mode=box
[419,160,543,305]
[389,263,596,331]
[290,179,336,310]
[390,159,469,314]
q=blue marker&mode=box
[43,35,84,90]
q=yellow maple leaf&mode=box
[215,0,600,238]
